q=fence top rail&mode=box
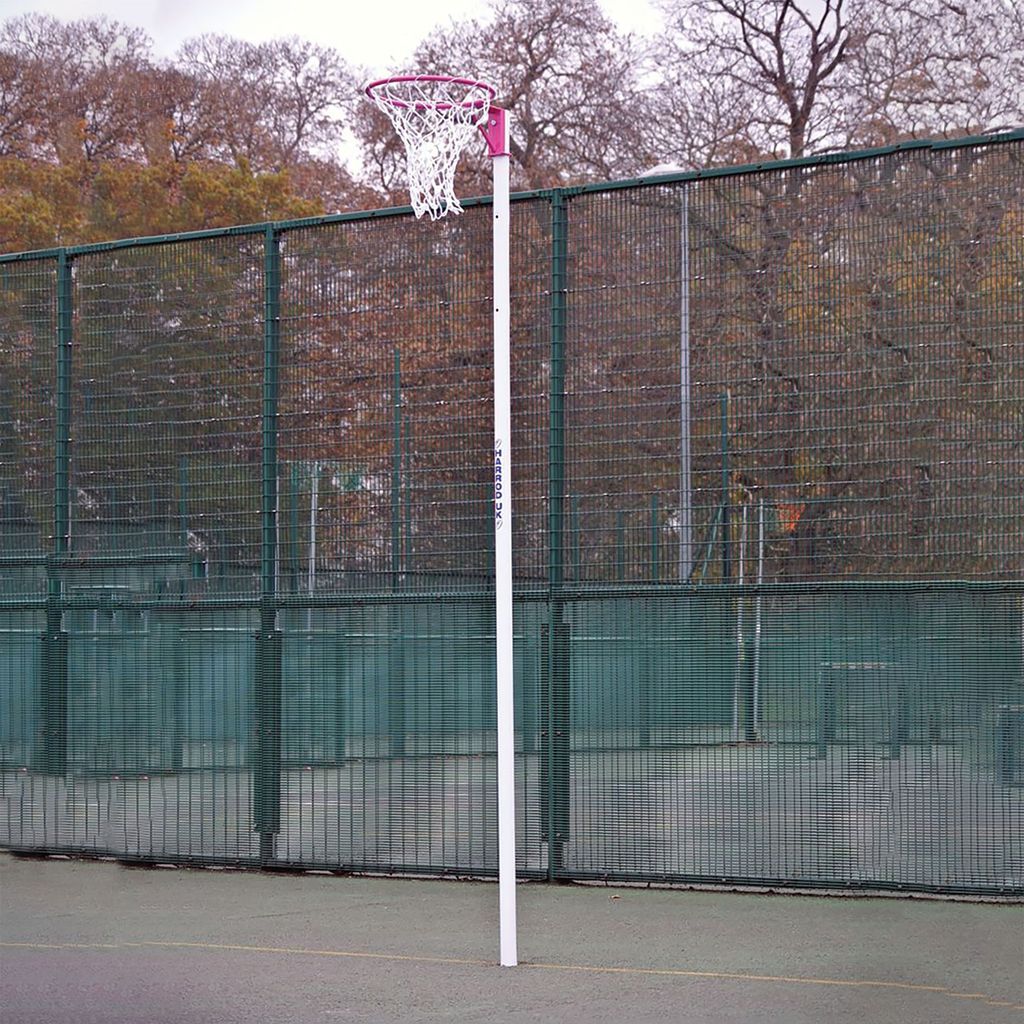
[1,128,1021,265]
[2,579,1023,615]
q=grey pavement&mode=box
[1,852,1022,1024]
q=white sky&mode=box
[0,0,662,71]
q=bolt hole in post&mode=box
[365,75,516,966]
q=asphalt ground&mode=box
[1,852,1021,1024]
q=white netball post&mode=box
[365,74,517,967]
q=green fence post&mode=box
[170,611,184,771]
[616,511,625,582]
[39,250,72,775]
[391,348,402,587]
[256,225,283,863]
[650,494,660,583]
[385,352,406,758]
[743,639,758,743]
[289,463,299,594]
[570,496,581,581]
[815,664,833,759]
[178,456,189,546]
[996,704,1022,786]
[391,409,415,761]
[639,603,652,750]
[539,622,549,839]
[38,603,68,774]
[887,667,906,760]
[333,631,347,762]
[641,496,660,749]
[721,391,731,582]
[403,413,412,574]
[545,191,571,877]
[388,604,406,759]
[255,626,282,842]
[149,483,159,545]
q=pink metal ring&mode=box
[365,74,497,112]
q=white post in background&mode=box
[275,472,282,595]
[752,497,766,738]
[731,505,748,742]
[485,108,517,968]
[679,191,693,583]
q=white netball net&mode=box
[367,76,494,220]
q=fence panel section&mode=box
[0,134,1021,894]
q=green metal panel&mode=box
[0,624,42,767]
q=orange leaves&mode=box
[775,501,806,535]
[0,157,323,253]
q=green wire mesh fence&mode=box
[0,133,1022,893]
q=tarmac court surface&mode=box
[1,852,1021,1023]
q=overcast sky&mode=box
[0,0,661,71]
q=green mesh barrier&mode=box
[0,135,1021,893]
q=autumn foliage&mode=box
[2,2,1023,253]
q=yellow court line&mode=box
[3,939,1021,1013]
[523,960,949,991]
[1,941,122,950]
[520,961,1023,1009]
[136,940,490,968]
[0,940,487,968]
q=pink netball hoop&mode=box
[365,74,508,219]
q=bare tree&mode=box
[0,14,154,163]
[652,0,852,164]
[175,34,277,169]
[0,46,43,158]
[842,0,1013,146]
[261,38,355,168]
[0,14,66,160]
[651,0,1018,169]
[134,63,224,165]
[175,34,354,174]
[956,0,1024,133]
[72,17,153,161]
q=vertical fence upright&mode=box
[544,192,571,877]
[256,226,283,862]
[39,250,72,774]
[389,349,406,757]
[679,189,694,583]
